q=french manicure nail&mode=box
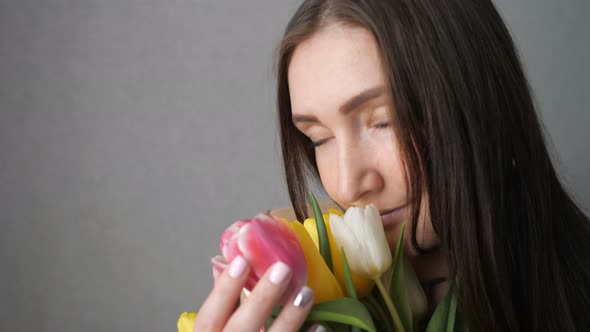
[228,256,248,279]
[268,261,291,285]
[210,255,226,265]
[293,286,313,307]
[308,324,326,332]
[211,256,227,273]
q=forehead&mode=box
[287,24,388,114]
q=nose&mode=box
[335,141,384,206]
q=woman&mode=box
[191,0,590,331]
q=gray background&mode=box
[0,0,588,331]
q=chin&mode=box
[385,221,440,257]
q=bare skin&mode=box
[194,23,451,330]
[193,258,315,331]
[288,23,450,307]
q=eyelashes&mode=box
[372,121,391,129]
[308,121,392,148]
[309,137,330,148]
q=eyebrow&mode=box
[292,86,386,124]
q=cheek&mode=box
[371,135,405,188]
[367,129,399,165]
[315,149,338,196]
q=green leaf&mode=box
[309,192,333,272]
[446,293,457,331]
[341,248,360,332]
[340,247,358,300]
[389,223,413,332]
[306,298,377,332]
[362,295,394,332]
[264,314,274,329]
[425,291,460,332]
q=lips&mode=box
[379,204,409,227]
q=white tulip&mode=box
[328,204,393,279]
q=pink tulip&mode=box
[212,213,308,298]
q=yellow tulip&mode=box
[177,210,370,332]
[301,209,375,298]
[177,312,196,332]
[282,219,344,303]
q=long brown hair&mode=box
[275,0,590,330]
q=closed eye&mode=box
[309,137,331,148]
[373,121,391,129]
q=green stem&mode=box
[365,295,394,332]
[375,277,406,332]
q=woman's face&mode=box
[288,24,437,254]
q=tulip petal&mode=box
[238,215,307,292]
[177,312,196,332]
[220,213,308,296]
[303,217,320,248]
[305,215,374,298]
[328,208,344,217]
[340,208,373,276]
[284,220,344,303]
[329,213,367,275]
[352,209,376,276]
[363,205,392,275]
[330,206,392,279]
[220,220,247,261]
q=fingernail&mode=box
[308,324,326,332]
[211,256,227,274]
[293,286,313,307]
[211,255,227,265]
[228,256,248,279]
[268,261,291,285]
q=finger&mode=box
[267,285,314,332]
[213,267,220,286]
[211,256,226,287]
[194,255,250,331]
[223,261,292,331]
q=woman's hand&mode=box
[194,255,316,332]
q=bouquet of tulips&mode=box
[178,193,464,331]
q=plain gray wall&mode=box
[0,1,588,331]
